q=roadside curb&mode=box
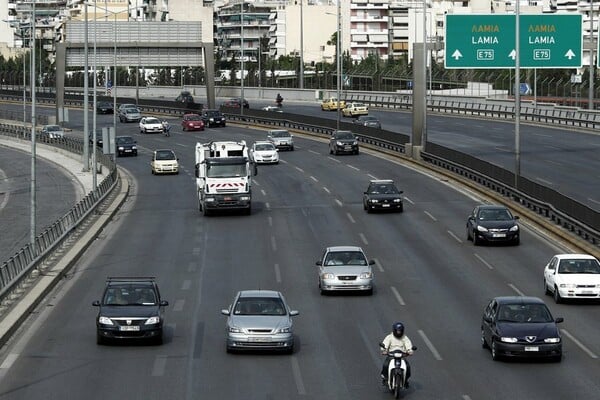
[0,169,130,348]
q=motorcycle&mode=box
[380,344,416,398]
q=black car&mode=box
[92,277,169,345]
[466,204,520,245]
[353,115,381,129]
[329,130,359,155]
[481,296,563,362]
[201,109,226,127]
[363,179,404,213]
[96,101,114,114]
[115,135,138,157]
[88,130,103,148]
[222,97,249,109]
[175,90,195,105]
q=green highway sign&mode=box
[445,14,582,69]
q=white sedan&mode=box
[543,253,600,303]
[151,149,179,174]
[139,117,164,134]
[251,141,279,164]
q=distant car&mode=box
[342,102,368,117]
[222,97,249,108]
[251,141,279,164]
[321,97,346,111]
[88,130,103,148]
[353,115,381,129]
[481,296,563,362]
[117,103,137,113]
[329,130,359,155]
[201,109,226,127]
[316,246,374,295]
[139,117,164,134]
[267,129,294,151]
[115,135,137,157]
[92,276,169,345]
[96,101,114,114]
[221,290,299,353]
[543,253,600,303]
[363,179,404,213]
[119,107,142,123]
[175,90,194,104]
[151,149,179,175]
[181,113,205,131]
[261,105,283,112]
[466,204,520,246]
[40,124,65,140]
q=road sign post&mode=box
[445,14,582,69]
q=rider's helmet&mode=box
[392,322,405,338]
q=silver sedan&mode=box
[221,290,299,353]
[317,246,374,295]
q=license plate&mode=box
[344,146,352,150]
[224,196,232,201]
[124,149,132,152]
[120,325,140,331]
[492,233,506,238]
[382,204,390,207]
[582,291,593,295]
[250,337,270,342]
[524,346,539,352]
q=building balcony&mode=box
[350,28,389,35]
[350,16,389,23]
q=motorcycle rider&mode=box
[380,322,414,387]
[162,120,171,136]
[276,93,283,107]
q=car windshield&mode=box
[126,109,140,114]
[478,208,513,221]
[144,118,160,124]
[497,304,553,323]
[185,115,201,121]
[156,150,176,160]
[271,131,290,137]
[335,132,354,140]
[369,184,399,194]
[116,137,134,145]
[206,163,247,178]
[324,251,367,266]
[103,285,157,306]
[233,297,286,316]
[558,259,600,274]
[255,143,275,151]
[45,125,61,132]
[205,111,221,117]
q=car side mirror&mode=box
[368,260,375,265]
[399,190,404,194]
[411,346,417,351]
[221,309,230,316]
[555,317,564,323]
[160,300,169,307]
[316,261,322,266]
[514,216,520,220]
[195,164,200,178]
[483,315,492,323]
[289,310,299,316]
[92,300,100,306]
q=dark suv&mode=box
[92,277,169,345]
[329,130,359,155]
[201,109,226,127]
[116,135,138,157]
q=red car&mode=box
[181,113,205,131]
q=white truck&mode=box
[194,140,257,216]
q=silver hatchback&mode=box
[221,290,299,353]
[317,246,375,295]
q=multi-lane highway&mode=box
[0,105,598,399]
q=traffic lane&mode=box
[0,145,77,258]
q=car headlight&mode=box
[360,272,373,279]
[393,198,402,203]
[118,146,124,150]
[240,196,250,201]
[509,225,519,231]
[228,325,242,333]
[276,327,291,334]
[145,316,160,325]
[131,146,137,150]
[98,316,114,325]
[209,118,215,121]
[322,273,335,280]
[369,199,379,203]
[336,141,344,146]
[352,141,358,145]
[500,337,518,343]
[559,283,577,289]
[477,225,489,232]
[544,337,561,343]
[205,197,215,202]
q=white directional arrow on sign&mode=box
[565,49,575,59]
[452,50,463,60]
[509,50,516,60]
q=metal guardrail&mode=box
[0,124,118,302]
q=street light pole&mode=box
[92,1,98,190]
[241,0,245,117]
[83,2,90,171]
[589,0,595,110]
[299,0,304,89]
[30,0,37,245]
[336,0,341,130]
